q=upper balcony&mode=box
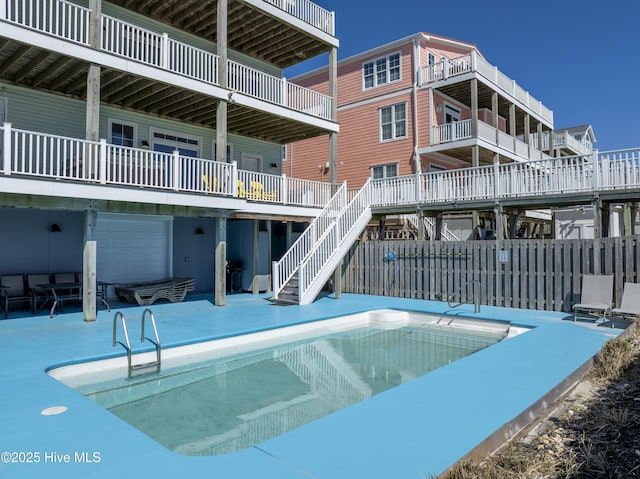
[0,0,337,144]
[422,119,552,165]
[419,51,553,126]
[107,0,337,68]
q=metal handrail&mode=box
[112,309,161,377]
[112,311,132,373]
[447,280,481,313]
[141,308,161,369]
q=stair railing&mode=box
[272,182,347,299]
[298,179,372,303]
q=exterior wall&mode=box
[0,208,84,275]
[173,216,216,292]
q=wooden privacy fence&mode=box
[340,236,640,312]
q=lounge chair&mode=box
[611,282,640,321]
[573,274,614,325]
[114,277,196,306]
[0,274,31,318]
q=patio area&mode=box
[0,293,624,478]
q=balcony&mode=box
[0,124,332,210]
[427,119,551,164]
[0,0,336,143]
[420,52,553,125]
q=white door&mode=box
[96,214,172,284]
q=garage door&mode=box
[96,213,172,284]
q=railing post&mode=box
[161,33,169,69]
[172,150,180,191]
[0,0,6,20]
[231,160,238,196]
[2,123,11,175]
[272,260,279,298]
[281,173,288,204]
[98,138,107,184]
[282,77,288,108]
[592,149,600,191]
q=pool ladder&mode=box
[447,280,481,314]
[112,308,161,378]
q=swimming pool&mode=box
[49,309,528,456]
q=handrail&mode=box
[112,311,133,373]
[141,308,161,369]
[112,309,161,377]
[447,280,481,313]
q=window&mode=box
[380,103,407,141]
[363,52,401,89]
[371,163,398,179]
[151,128,201,157]
[427,52,436,65]
[444,104,461,123]
[109,119,137,147]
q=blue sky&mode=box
[285,0,639,152]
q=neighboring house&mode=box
[287,32,600,239]
[0,0,339,317]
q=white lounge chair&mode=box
[611,282,640,322]
[573,274,614,326]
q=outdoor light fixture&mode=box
[195,227,205,235]
[50,224,62,233]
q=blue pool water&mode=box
[63,318,505,456]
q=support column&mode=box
[215,217,227,306]
[329,47,341,299]
[434,213,443,241]
[266,220,272,293]
[491,91,499,142]
[82,209,98,322]
[86,0,101,146]
[537,122,544,152]
[494,202,504,307]
[592,198,602,274]
[417,209,425,241]
[524,114,531,146]
[470,78,478,137]
[251,220,259,294]
[216,0,228,165]
[286,221,293,247]
[509,104,516,137]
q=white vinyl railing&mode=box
[297,180,372,303]
[272,182,347,299]
[261,0,334,35]
[4,0,90,44]
[0,123,334,206]
[2,0,331,121]
[433,120,472,144]
[421,52,553,124]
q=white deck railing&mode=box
[0,123,332,206]
[4,0,90,44]
[421,52,553,124]
[431,120,550,162]
[262,0,334,35]
[2,0,331,121]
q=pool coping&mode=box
[0,294,623,478]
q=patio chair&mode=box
[0,274,31,318]
[27,273,51,313]
[114,277,195,306]
[573,274,614,325]
[611,282,640,322]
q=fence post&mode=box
[591,149,600,191]
[272,260,279,299]
[2,123,11,175]
[98,139,107,184]
[282,77,288,108]
[0,0,6,20]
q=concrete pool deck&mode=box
[0,293,623,478]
